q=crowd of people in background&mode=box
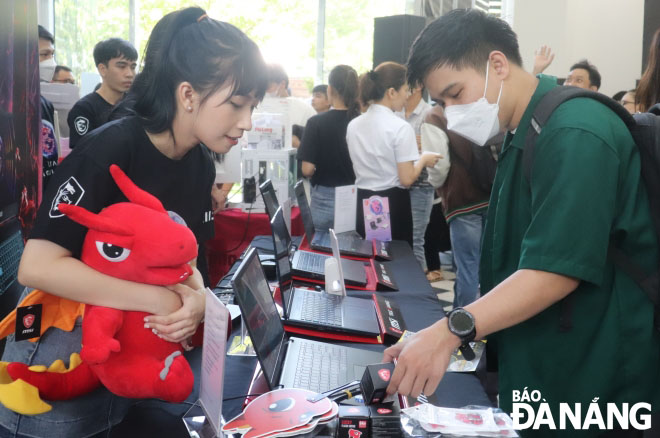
[37,18,660,303]
[34,10,660,305]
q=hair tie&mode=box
[197,13,208,23]
[368,70,378,81]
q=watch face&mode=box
[450,310,474,336]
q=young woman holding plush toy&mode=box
[0,7,267,437]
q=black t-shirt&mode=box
[296,109,356,187]
[67,92,114,149]
[31,116,215,260]
[40,95,55,125]
[40,95,58,191]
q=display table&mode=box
[221,238,493,420]
[206,207,303,285]
[113,238,493,437]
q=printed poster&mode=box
[363,195,391,242]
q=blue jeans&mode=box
[410,184,434,272]
[310,184,335,232]
[449,212,485,308]
[0,288,200,438]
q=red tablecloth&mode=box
[206,207,303,285]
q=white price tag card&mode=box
[199,288,230,435]
[334,185,357,233]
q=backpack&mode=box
[522,86,660,333]
[451,132,502,194]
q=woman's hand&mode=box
[420,152,442,168]
[211,184,228,213]
[144,268,206,343]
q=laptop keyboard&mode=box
[299,292,343,327]
[216,291,235,306]
[293,341,348,393]
[296,251,325,273]
[338,234,365,249]
[316,232,364,251]
[0,231,23,296]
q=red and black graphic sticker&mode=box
[223,388,334,438]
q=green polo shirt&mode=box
[480,75,660,436]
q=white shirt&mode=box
[346,104,420,191]
[286,97,316,127]
[421,121,451,193]
[395,98,432,136]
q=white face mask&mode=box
[39,57,56,82]
[444,61,503,146]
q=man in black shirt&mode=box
[38,25,59,191]
[68,38,137,148]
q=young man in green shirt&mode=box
[384,9,660,436]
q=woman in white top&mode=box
[346,62,439,245]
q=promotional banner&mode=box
[0,0,40,236]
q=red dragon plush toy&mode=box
[0,165,200,414]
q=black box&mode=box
[368,403,401,438]
[360,363,395,405]
[336,405,370,438]
[373,15,428,67]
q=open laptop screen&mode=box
[271,207,294,317]
[231,248,286,390]
[293,180,316,242]
[259,179,279,221]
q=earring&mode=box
[187,106,193,112]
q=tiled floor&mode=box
[431,269,455,312]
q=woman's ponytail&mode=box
[359,70,384,109]
[358,62,407,108]
[328,65,360,120]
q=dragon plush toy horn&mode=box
[0,164,199,414]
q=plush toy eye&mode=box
[268,398,295,412]
[95,241,131,262]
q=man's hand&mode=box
[383,319,461,398]
[532,45,555,75]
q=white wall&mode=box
[512,0,643,97]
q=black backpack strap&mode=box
[522,87,638,333]
[608,246,660,302]
[609,246,660,332]
[648,103,660,115]
[523,86,635,184]
[558,297,574,332]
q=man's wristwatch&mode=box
[446,307,476,361]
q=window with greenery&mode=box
[54,0,406,93]
[54,0,130,79]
